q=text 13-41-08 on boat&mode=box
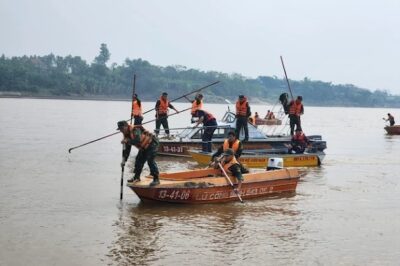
[127,168,300,204]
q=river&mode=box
[0,98,399,265]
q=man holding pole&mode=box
[288,96,304,136]
[235,95,251,142]
[155,92,179,138]
[131,94,143,125]
[212,148,244,194]
[118,121,160,186]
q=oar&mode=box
[137,80,220,117]
[280,56,294,101]
[218,162,244,203]
[68,107,192,153]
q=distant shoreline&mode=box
[0,95,398,108]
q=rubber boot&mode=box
[149,176,160,187]
[207,142,212,153]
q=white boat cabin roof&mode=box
[176,111,268,140]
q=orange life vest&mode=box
[222,156,240,175]
[236,100,248,116]
[131,100,142,116]
[289,100,303,116]
[158,97,169,115]
[223,139,240,153]
[191,100,203,115]
[126,125,154,150]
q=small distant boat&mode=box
[188,150,324,168]
[384,125,400,135]
[255,117,282,126]
[127,168,300,204]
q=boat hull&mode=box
[384,125,400,135]
[158,139,327,157]
[188,150,324,168]
[127,168,299,204]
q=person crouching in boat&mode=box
[288,129,309,154]
[117,121,160,186]
[211,131,242,161]
[210,131,249,173]
[213,148,244,193]
[385,113,395,126]
[192,109,218,152]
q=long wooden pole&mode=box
[137,80,220,117]
[280,56,294,100]
[218,162,244,203]
[68,107,192,153]
[130,74,136,125]
[120,144,125,200]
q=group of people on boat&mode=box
[118,91,309,188]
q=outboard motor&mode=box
[267,158,284,171]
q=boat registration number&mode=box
[158,189,190,200]
[162,145,184,153]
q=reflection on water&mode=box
[108,192,302,265]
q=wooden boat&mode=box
[255,117,282,126]
[188,150,324,168]
[384,125,400,135]
[127,168,300,204]
[158,111,327,157]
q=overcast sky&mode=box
[1,0,400,94]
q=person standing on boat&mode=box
[288,129,309,154]
[235,95,251,141]
[117,121,160,186]
[288,96,304,135]
[211,131,243,161]
[385,113,395,126]
[154,92,179,138]
[191,93,204,123]
[192,109,218,152]
[131,94,143,125]
[214,148,244,192]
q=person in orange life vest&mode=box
[288,129,309,154]
[385,113,395,126]
[211,131,243,161]
[192,109,218,152]
[213,148,244,192]
[235,95,251,141]
[265,110,271,119]
[131,94,143,125]
[269,111,275,119]
[288,96,304,136]
[154,92,179,137]
[117,120,160,186]
[190,93,204,123]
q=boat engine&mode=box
[267,158,284,171]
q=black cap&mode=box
[239,95,245,99]
[117,120,128,130]
[162,92,168,96]
[197,93,203,98]
[297,96,303,101]
[223,148,234,156]
[228,131,236,137]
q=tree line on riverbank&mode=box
[1,43,399,107]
